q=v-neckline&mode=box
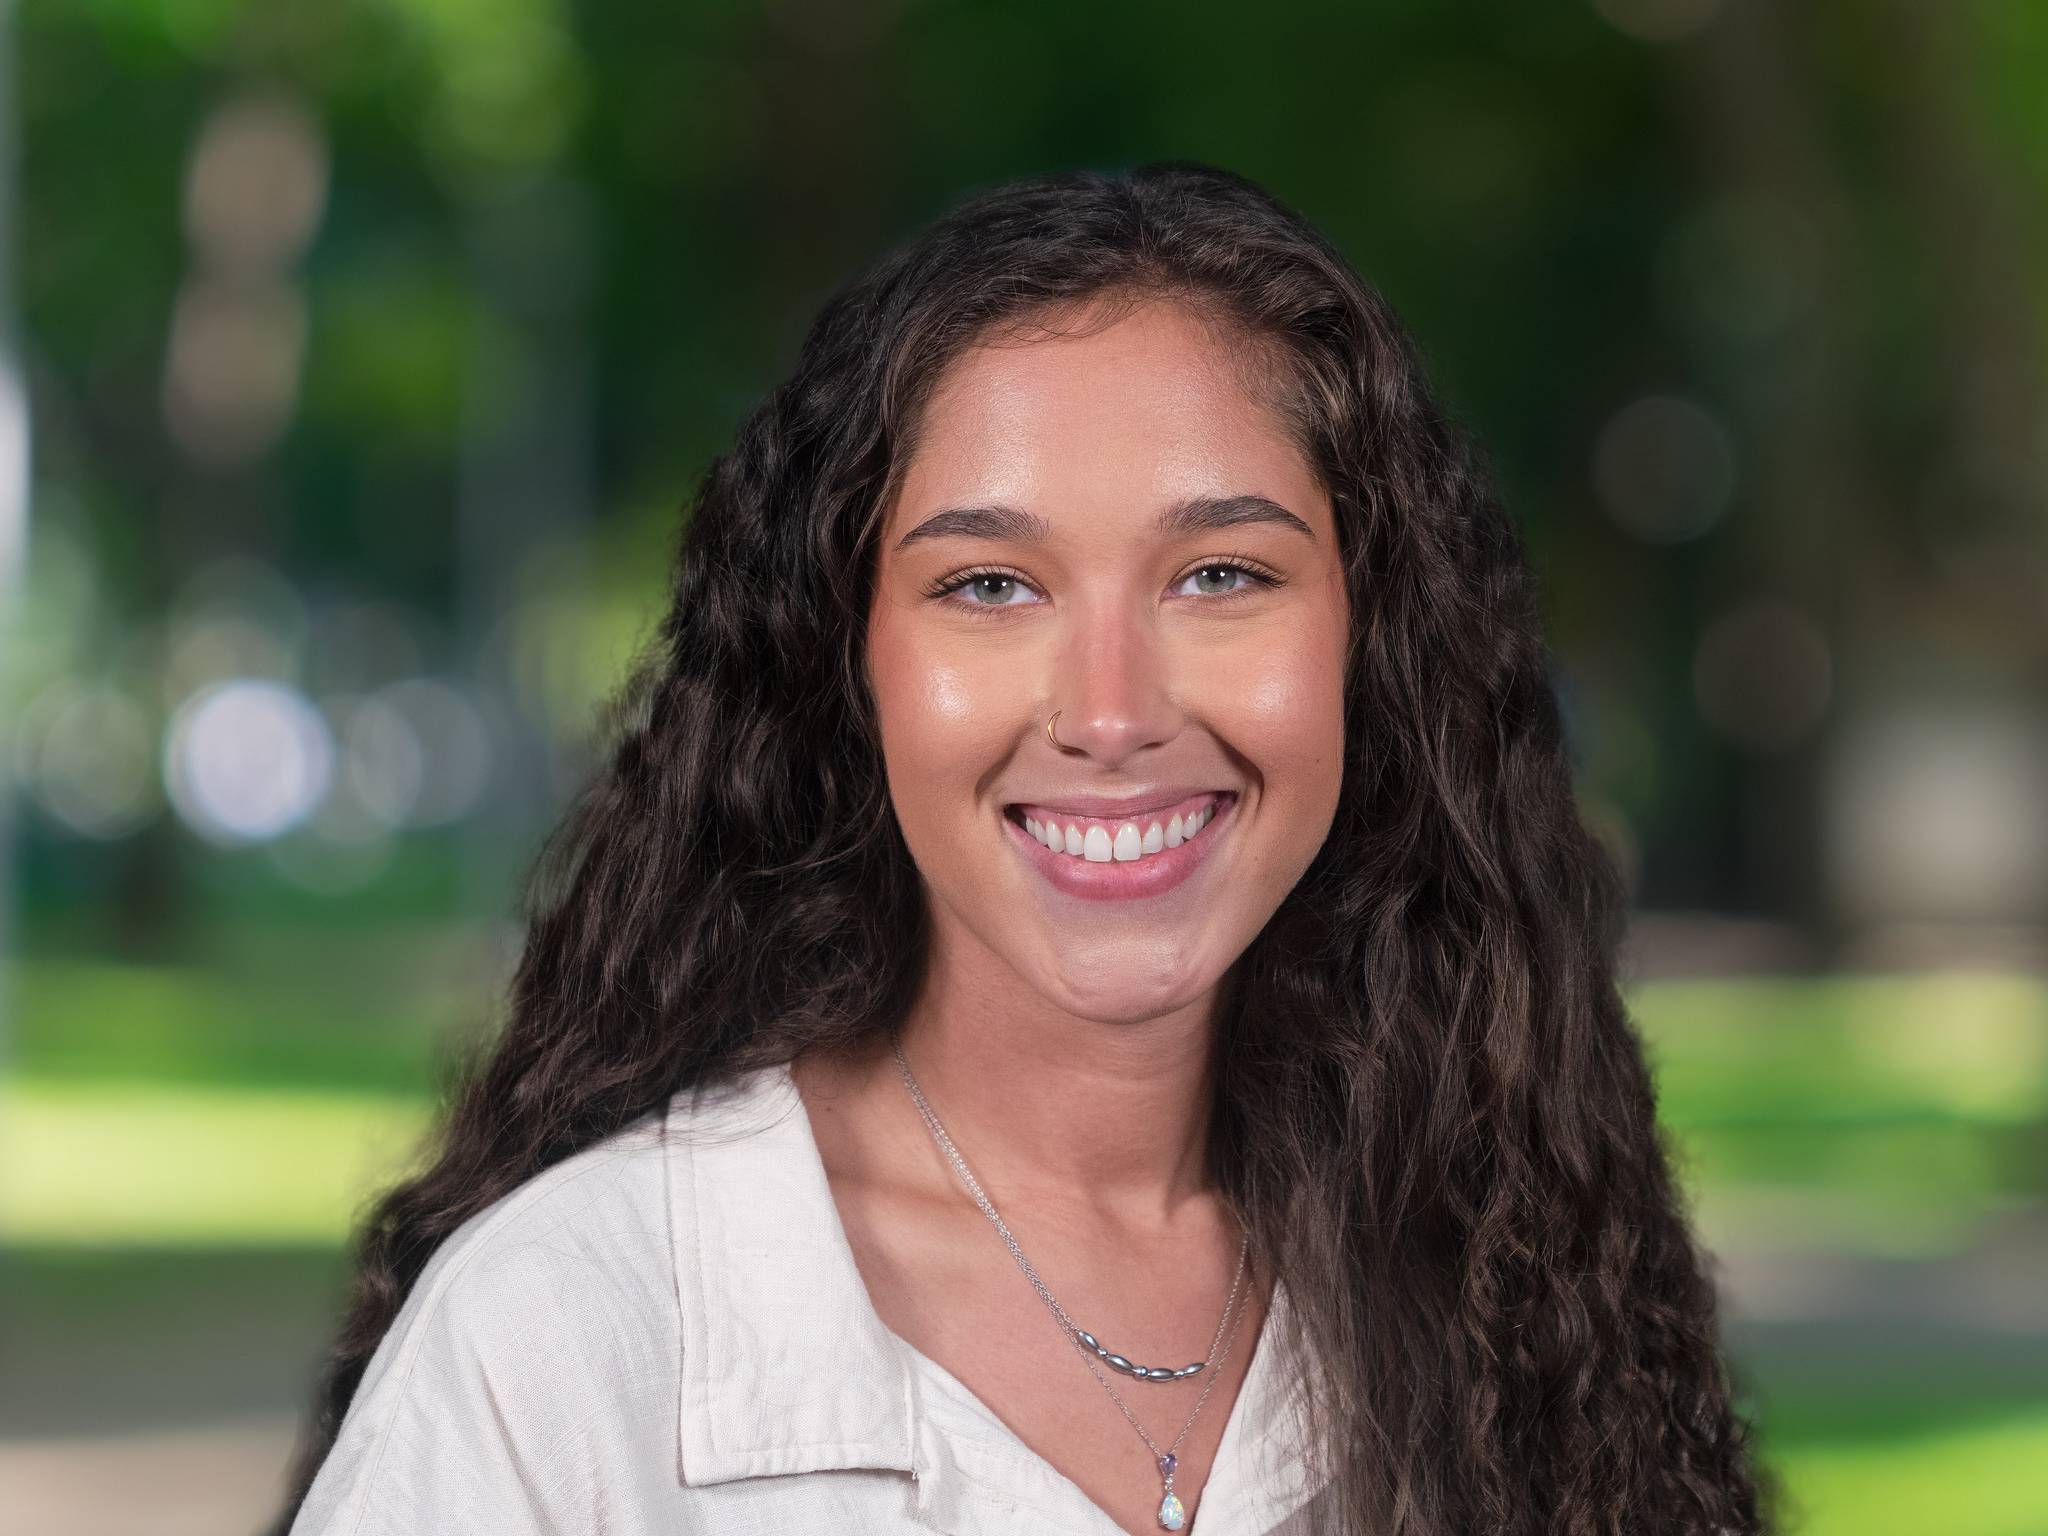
[890,1290,1283,1529]
[777,1054,1288,1532]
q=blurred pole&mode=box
[1673,0,1874,960]
[0,0,25,1082]
[455,176,598,994]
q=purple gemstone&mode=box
[1160,1453,1177,1476]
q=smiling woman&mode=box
[867,297,1347,962]
[268,163,1775,1536]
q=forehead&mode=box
[884,298,1320,542]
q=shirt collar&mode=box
[666,1058,1334,1533]
[668,1059,918,1486]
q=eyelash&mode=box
[923,553,1286,617]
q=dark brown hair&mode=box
[270,161,1776,1536]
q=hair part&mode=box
[268,161,1778,1536]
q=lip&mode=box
[1006,787,1227,820]
[1003,792,1237,903]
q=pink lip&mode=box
[1004,793,1237,903]
[1009,787,1223,820]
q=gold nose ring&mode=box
[1046,710,1065,750]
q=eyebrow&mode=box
[892,493,1316,551]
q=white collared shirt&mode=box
[289,1058,1334,1534]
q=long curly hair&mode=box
[268,161,1776,1536]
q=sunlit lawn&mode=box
[1768,1408,2048,1536]
[3,950,2044,1536]
[0,1079,431,1244]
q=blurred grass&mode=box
[1770,1408,2048,1536]
[1644,971,2048,1126]
[2,953,2043,1248]
[14,944,2042,1110]
[5,940,463,1094]
[1,955,2044,1534]
[0,1079,431,1244]
[1643,969,2048,1257]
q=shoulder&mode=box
[289,1097,688,1534]
[422,1097,681,1334]
[419,1061,797,1335]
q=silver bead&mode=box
[1145,1367,1175,1380]
[1077,1330,1100,1351]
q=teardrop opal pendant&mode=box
[1156,1452,1186,1529]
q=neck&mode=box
[878,934,1228,1230]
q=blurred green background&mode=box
[2,1,2045,1532]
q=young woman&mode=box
[269,162,1774,1536]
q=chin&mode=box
[1020,945,1222,1025]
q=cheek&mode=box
[866,610,992,821]
[1226,612,1348,818]
[1250,678,1344,795]
[1228,606,1343,741]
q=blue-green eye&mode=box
[1175,563,1271,598]
[934,569,1041,609]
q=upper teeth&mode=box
[1023,802,1218,862]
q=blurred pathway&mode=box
[0,1417,297,1536]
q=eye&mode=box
[1172,560,1283,600]
[926,567,1043,611]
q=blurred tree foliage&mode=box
[14,0,2047,939]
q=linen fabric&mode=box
[288,1057,1335,1534]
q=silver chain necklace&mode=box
[890,1032,1252,1532]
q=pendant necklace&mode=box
[891,1033,1252,1531]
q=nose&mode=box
[1045,603,1183,767]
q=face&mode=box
[865,297,1350,1024]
